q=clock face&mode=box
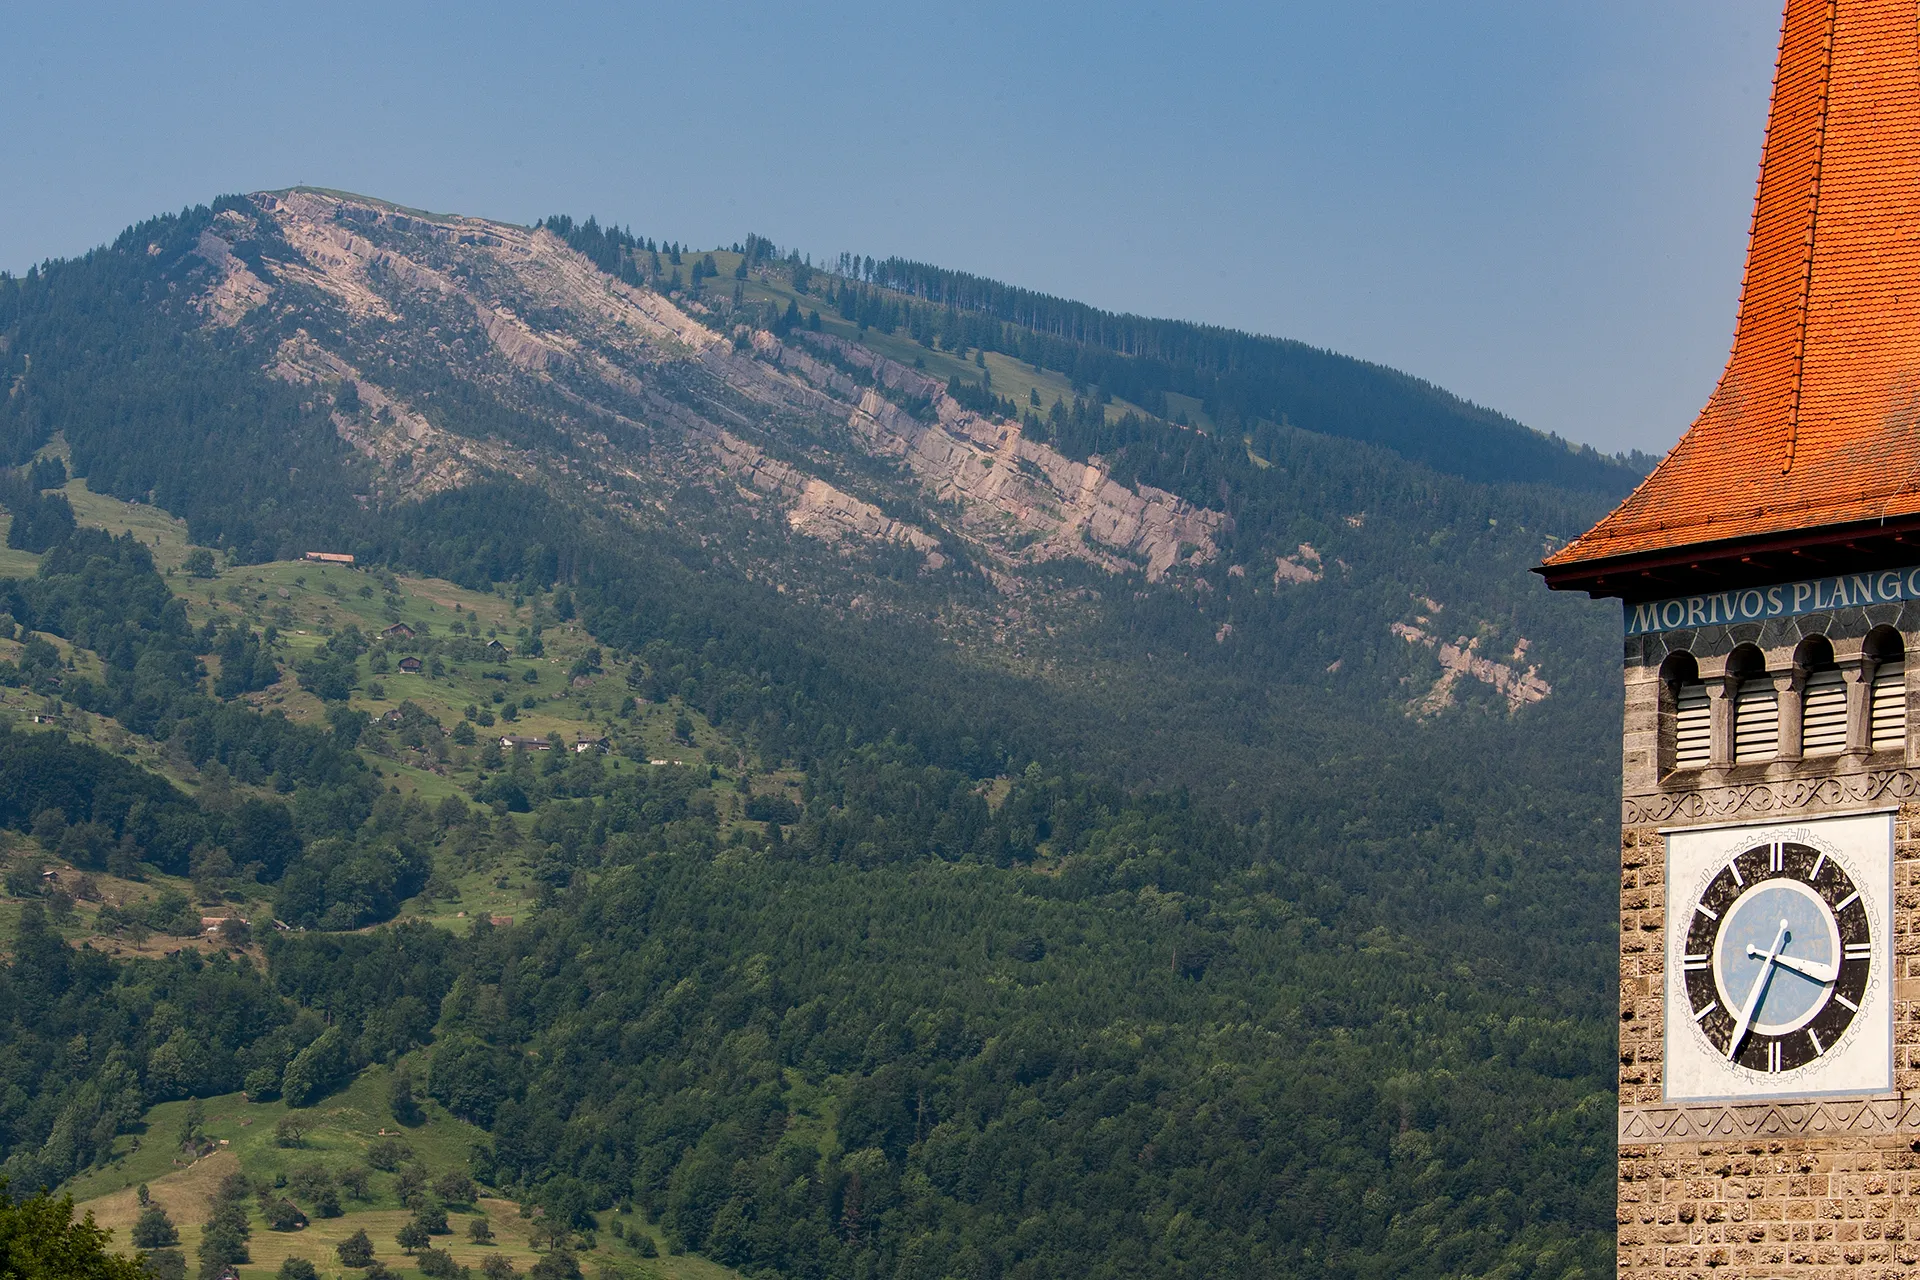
[1665,812,1893,1102]
[1681,841,1869,1073]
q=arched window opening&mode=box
[1663,651,1710,770]
[1867,627,1907,752]
[1729,645,1778,763]
[1797,636,1846,757]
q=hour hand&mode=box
[1748,944,1837,984]
[1728,919,1791,1060]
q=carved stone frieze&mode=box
[1620,1096,1918,1144]
[1623,769,1920,826]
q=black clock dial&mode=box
[1682,840,1869,1073]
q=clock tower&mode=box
[1539,1,1920,1273]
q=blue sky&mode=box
[1,1,1779,455]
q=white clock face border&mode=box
[1664,810,1893,1102]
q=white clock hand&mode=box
[1747,944,1837,984]
[1728,919,1791,1061]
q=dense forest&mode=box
[0,194,1629,1279]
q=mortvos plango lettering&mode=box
[1627,569,1920,636]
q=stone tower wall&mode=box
[1619,604,1920,1275]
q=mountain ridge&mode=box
[0,188,1627,1279]
[0,189,1628,820]
[850,247,1651,493]
[224,185,1648,494]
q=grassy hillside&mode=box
[72,1071,744,1280]
[0,470,772,954]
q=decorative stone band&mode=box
[1620,1096,1919,1144]
[1624,769,1920,826]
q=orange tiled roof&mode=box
[1547,0,1920,571]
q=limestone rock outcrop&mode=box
[196,188,1227,588]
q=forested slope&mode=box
[0,193,1628,1280]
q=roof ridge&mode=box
[1782,0,1837,476]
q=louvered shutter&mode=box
[1800,667,1847,756]
[1733,680,1779,763]
[1674,682,1711,768]
[1871,660,1906,751]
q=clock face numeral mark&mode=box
[1770,843,1784,872]
[1845,944,1871,961]
[1729,860,1745,887]
[1812,852,1828,879]
[1836,992,1859,1012]
[1694,1001,1717,1022]
[1683,954,1711,971]
[1768,1041,1782,1073]
[1809,1029,1823,1055]
[1836,890,1861,913]
[1695,903,1718,921]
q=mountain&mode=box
[0,191,1630,1279]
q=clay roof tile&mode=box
[1548,0,1920,573]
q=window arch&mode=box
[1796,635,1846,757]
[1728,644,1778,763]
[1866,626,1907,752]
[1662,650,1709,771]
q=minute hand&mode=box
[1748,945,1837,984]
[1729,919,1791,1061]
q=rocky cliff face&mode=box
[163,188,1581,721]
[193,190,1223,588]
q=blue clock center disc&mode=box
[1715,882,1836,1033]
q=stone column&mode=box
[1846,661,1874,754]
[1776,669,1804,763]
[1709,677,1736,770]
[1623,659,1662,792]
[1908,654,1919,767]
